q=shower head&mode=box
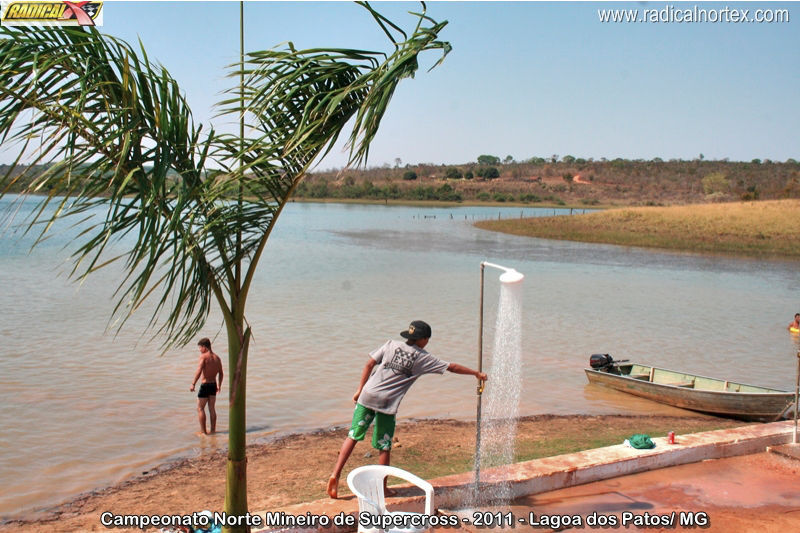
[482,261,525,284]
[499,269,524,284]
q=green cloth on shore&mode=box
[628,434,655,449]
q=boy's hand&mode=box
[353,389,362,403]
[477,372,488,381]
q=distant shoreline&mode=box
[8,158,799,209]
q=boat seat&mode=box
[664,381,694,388]
[629,373,650,380]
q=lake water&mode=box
[1,197,799,520]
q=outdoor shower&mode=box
[475,261,524,501]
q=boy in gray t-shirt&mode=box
[327,320,487,499]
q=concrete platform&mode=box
[251,420,795,533]
[767,441,800,460]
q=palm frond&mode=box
[0,2,450,352]
[214,3,450,303]
[0,26,224,349]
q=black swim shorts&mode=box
[198,382,217,398]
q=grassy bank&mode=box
[391,415,746,483]
[476,199,800,257]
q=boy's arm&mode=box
[447,362,488,381]
[190,357,204,391]
[217,356,224,393]
[353,357,377,402]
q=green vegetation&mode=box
[445,166,463,180]
[701,172,729,195]
[287,157,800,206]
[477,200,800,257]
[394,418,746,484]
[475,166,500,179]
[8,157,799,209]
[478,154,501,165]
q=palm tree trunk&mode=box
[224,315,250,532]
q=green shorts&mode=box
[348,403,396,451]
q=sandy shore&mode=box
[1,414,749,532]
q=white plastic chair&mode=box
[346,465,435,533]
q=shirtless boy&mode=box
[190,338,224,435]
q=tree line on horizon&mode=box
[4,155,799,206]
[298,155,800,205]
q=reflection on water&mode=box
[1,198,799,518]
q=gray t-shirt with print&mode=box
[357,339,449,415]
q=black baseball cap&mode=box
[401,320,432,340]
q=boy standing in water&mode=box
[788,313,800,331]
[327,320,487,498]
[190,338,224,435]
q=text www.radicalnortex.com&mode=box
[598,5,790,24]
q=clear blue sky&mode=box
[24,2,800,168]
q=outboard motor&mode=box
[589,353,614,370]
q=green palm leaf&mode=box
[0,3,449,526]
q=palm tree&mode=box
[0,2,449,529]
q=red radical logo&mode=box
[62,1,100,25]
[1,1,104,27]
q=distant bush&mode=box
[702,172,729,195]
[541,194,564,205]
[519,193,542,203]
[435,183,462,202]
[476,166,499,179]
[477,192,490,201]
[740,185,759,201]
[402,171,418,181]
[444,167,463,180]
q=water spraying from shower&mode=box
[474,261,524,507]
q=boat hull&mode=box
[585,365,795,422]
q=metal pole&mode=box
[475,263,485,498]
[794,350,799,444]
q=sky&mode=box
[6,1,800,169]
